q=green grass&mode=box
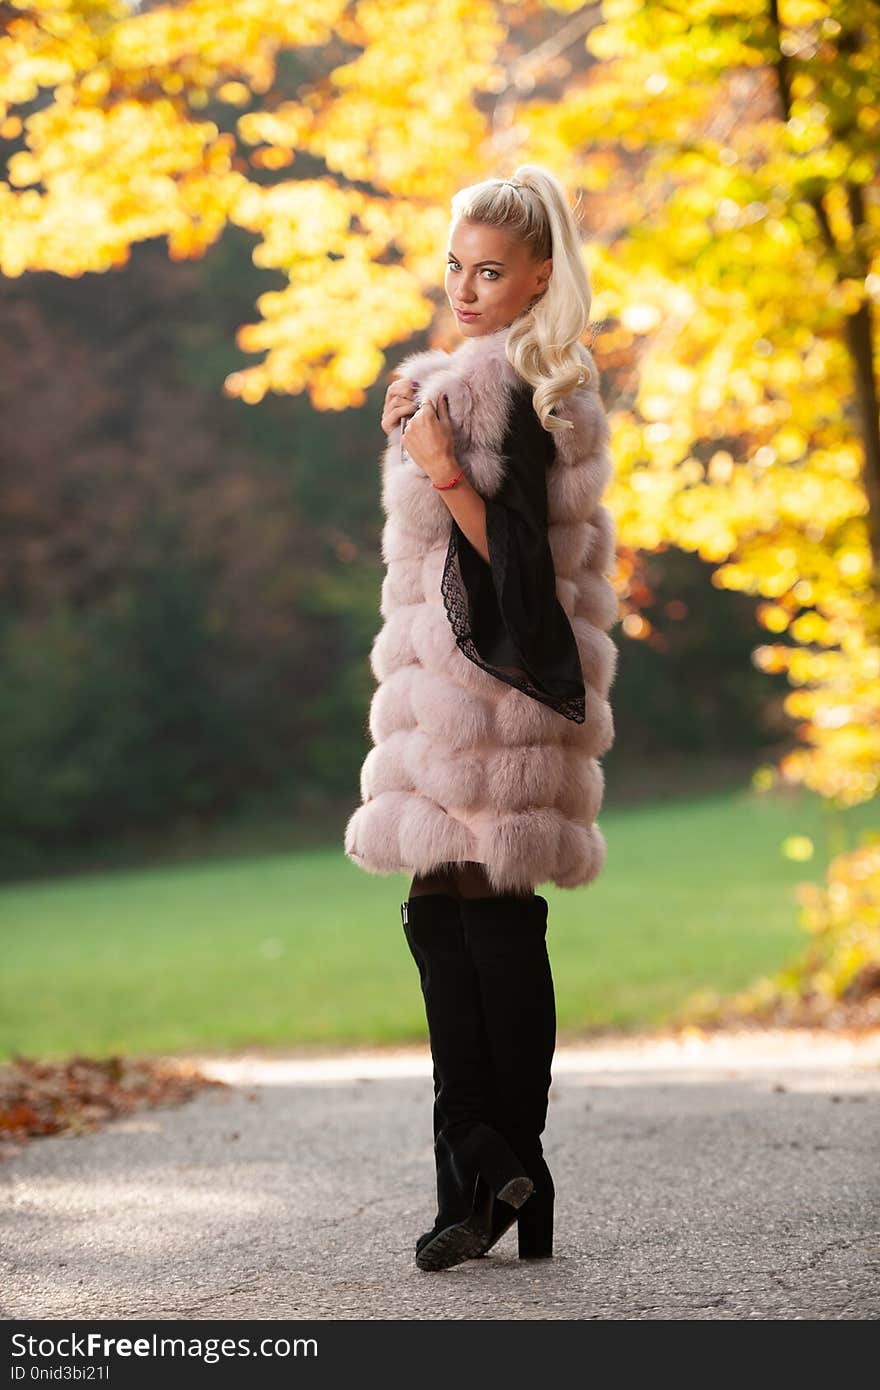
[0,783,876,1061]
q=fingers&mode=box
[381,379,450,436]
[381,397,419,436]
[397,395,420,421]
[388,377,419,403]
[382,378,418,432]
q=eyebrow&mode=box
[447,253,506,266]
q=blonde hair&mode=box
[449,164,595,433]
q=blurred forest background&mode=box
[1,0,878,1058]
[1,227,792,876]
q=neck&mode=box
[456,320,513,352]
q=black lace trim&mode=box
[440,522,586,724]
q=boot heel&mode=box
[517,1185,553,1259]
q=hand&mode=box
[400,392,459,486]
[381,376,420,437]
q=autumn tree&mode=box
[2,0,878,1008]
[540,0,880,1014]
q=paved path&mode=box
[2,1030,879,1320]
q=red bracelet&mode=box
[433,467,464,490]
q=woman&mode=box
[344,165,618,1270]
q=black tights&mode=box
[408,861,536,901]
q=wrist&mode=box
[432,455,464,488]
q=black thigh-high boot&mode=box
[457,893,557,1259]
[401,893,535,1271]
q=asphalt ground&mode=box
[2,1029,879,1320]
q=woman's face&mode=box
[445,218,552,337]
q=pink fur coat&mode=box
[343,323,618,893]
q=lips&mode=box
[456,308,479,317]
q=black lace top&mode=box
[439,378,586,723]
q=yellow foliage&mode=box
[782,835,814,862]
[2,0,879,852]
[790,839,880,995]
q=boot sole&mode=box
[415,1177,535,1271]
[415,1219,489,1271]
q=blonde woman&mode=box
[345,165,618,1270]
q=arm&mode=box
[431,467,490,565]
[399,393,491,563]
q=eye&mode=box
[446,260,500,281]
